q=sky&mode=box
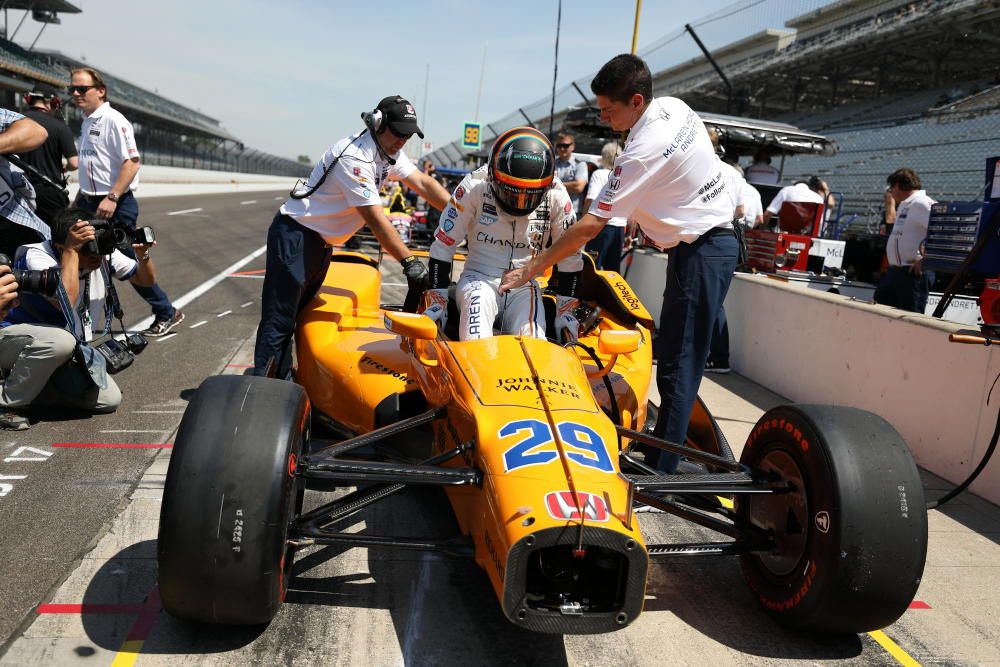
[24,0,821,162]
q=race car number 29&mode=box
[500,419,613,473]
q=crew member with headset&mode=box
[18,90,77,224]
[253,95,451,378]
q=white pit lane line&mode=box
[189,320,208,329]
[131,245,267,333]
[166,207,204,216]
[240,200,257,205]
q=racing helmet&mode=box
[488,127,554,216]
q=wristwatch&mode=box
[107,192,120,203]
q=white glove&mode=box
[422,288,449,330]
[553,296,580,344]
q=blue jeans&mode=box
[253,213,332,378]
[75,192,175,320]
[874,265,934,313]
[586,224,625,272]
[649,228,738,473]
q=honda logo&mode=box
[544,491,609,522]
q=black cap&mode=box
[376,95,424,139]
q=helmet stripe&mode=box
[494,171,553,189]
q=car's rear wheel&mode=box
[158,375,308,625]
[736,404,927,633]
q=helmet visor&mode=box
[492,181,546,217]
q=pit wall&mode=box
[65,165,297,199]
[726,273,999,506]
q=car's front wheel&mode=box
[158,375,308,625]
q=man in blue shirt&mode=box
[553,131,589,215]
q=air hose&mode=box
[926,369,1000,509]
[568,341,622,451]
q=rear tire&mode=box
[158,375,308,625]
[736,404,927,633]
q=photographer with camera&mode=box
[0,106,51,260]
[19,91,77,225]
[0,208,156,428]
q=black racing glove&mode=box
[401,255,429,290]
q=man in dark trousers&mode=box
[18,91,77,224]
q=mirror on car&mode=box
[384,311,438,341]
[598,329,641,355]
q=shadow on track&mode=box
[81,541,265,655]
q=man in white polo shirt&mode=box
[874,167,935,313]
[253,95,451,377]
[70,67,183,337]
[762,176,826,229]
[501,54,739,473]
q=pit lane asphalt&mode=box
[0,191,285,649]
[2,195,998,665]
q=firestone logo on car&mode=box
[544,491,609,522]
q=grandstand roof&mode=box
[2,1,80,13]
[668,0,1000,118]
[35,49,239,141]
[785,0,886,32]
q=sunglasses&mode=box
[555,143,573,149]
[67,85,97,95]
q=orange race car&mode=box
[157,252,927,635]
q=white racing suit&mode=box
[428,166,583,341]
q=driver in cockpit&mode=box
[424,127,583,342]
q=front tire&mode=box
[737,404,927,633]
[158,375,308,625]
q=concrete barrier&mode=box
[726,273,998,505]
[65,164,297,199]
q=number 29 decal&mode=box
[500,419,614,473]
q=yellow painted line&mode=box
[110,639,145,667]
[868,630,922,667]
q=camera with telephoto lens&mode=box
[82,220,156,257]
[94,332,147,374]
[0,253,60,296]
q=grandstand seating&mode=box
[780,110,999,230]
[0,37,65,85]
[0,38,308,178]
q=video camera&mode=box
[0,252,59,296]
[83,220,155,257]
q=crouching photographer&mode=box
[0,207,156,429]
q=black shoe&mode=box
[142,310,185,337]
[704,359,731,374]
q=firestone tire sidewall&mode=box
[737,405,927,633]
[157,375,308,625]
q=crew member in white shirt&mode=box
[69,67,183,338]
[762,176,826,229]
[745,149,780,185]
[500,54,739,473]
[253,96,450,377]
[874,167,936,313]
[582,142,628,271]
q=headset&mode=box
[288,103,399,200]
